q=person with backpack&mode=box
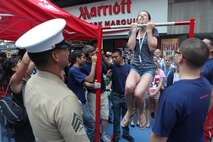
[8,50,35,142]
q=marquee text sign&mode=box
[78,0,136,26]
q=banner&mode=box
[161,38,179,57]
[0,0,98,41]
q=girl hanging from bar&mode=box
[120,10,159,129]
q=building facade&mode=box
[62,0,213,57]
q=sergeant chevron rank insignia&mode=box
[71,112,84,134]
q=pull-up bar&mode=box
[104,20,193,29]
[95,18,195,142]
[102,19,195,38]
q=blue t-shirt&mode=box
[67,66,87,104]
[129,28,159,71]
[201,58,213,85]
[153,77,211,142]
[110,63,131,94]
[80,61,107,93]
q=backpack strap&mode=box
[21,80,27,107]
[136,28,139,38]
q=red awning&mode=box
[0,0,98,41]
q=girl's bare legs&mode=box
[136,107,140,126]
[134,73,153,129]
[121,71,140,127]
[130,117,135,127]
[130,99,136,127]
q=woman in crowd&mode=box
[8,49,35,142]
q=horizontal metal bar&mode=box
[102,20,193,29]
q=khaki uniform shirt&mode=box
[25,70,89,142]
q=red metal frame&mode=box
[95,25,102,142]
[102,19,195,38]
[189,18,195,38]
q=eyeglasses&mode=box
[174,51,182,55]
[174,50,191,62]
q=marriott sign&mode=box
[78,0,136,26]
[64,0,168,34]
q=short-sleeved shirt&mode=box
[80,61,107,93]
[148,69,165,93]
[201,58,213,85]
[67,66,87,104]
[129,28,159,71]
[25,70,89,142]
[153,77,211,142]
[201,58,213,139]
[110,63,131,94]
